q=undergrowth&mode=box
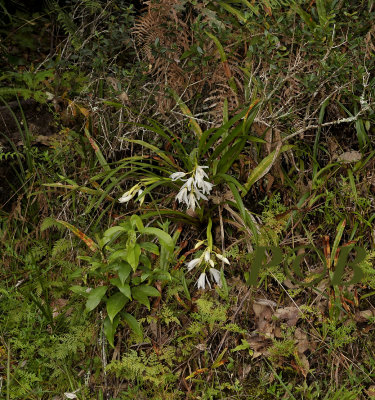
[1,0,375,399]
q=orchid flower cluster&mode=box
[170,165,213,211]
[186,247,230,290]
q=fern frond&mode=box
[40,217,64,232]
[52,238,72,258]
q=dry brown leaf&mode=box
[295,328,310,353]
[274,306,301,327]
[244,334,272,358]
[336,150,362,163]
[253,300,275,337]
[354,309,374,322]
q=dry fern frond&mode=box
[133,0,247,120]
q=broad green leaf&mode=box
[103,226,127,240]
[231,339,252,352]
[212,348,228,369]
[316,0,327,25]
[106,292,127,322]
[140,254,152,270]
[220,2,248,21]
[181,273,191,301]
[110,278,132,299]
[214,173,246,193]
[140,242,160,255]
[130,214,144,231]
[136,285,161,297]
[141,227,174,252]
[205,31,227,62]
[86,286,107,312]
[110,261,131,283]
[152,270,172,281]
[108,249,127,262]
[103,315,120,348]
[209,123,243,161]
[70,285,89,296]
[131,287,151,309]
[292,4,316,29]
[126,243,141,271]
[84,127,112,174]
[123,312,143,339]
[141,272,150,282]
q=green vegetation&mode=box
[1,0,375,398]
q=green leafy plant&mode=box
[68,214,175,346]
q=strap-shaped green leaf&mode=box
[242,145,292,195]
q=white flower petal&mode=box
[118,192,134,203]
[176,187,188,204]
[194,174,204,187]
[200,181,213,194]
[196,165,209,180]
[187,258,201,271]
[170,171,187,181]
[137,189,145,205]
[188,191,197,211]
[186,177,194,191]
[64,393,78,399]
[204,249,211,262]
[197,272,206,289]
[209,268,222,287]
[194,188,208,201]
[216,253,230,265]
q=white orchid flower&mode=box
[195,165,209,180]
[119,183,142,203]
[215,253,230,265]
[197,272,206,289]
[204,248,211,262]
[118,190,135,203]
[176,187,189,204]
[188,191,198,211]
[184,177,194,191]
[187,257,201,271]
[209,268,222,287]
[194,188,208,201]
[196,180,213,194]
[137,189,145,206]
[170,171,187,181]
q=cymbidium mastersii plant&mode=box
[117,99,263,223]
